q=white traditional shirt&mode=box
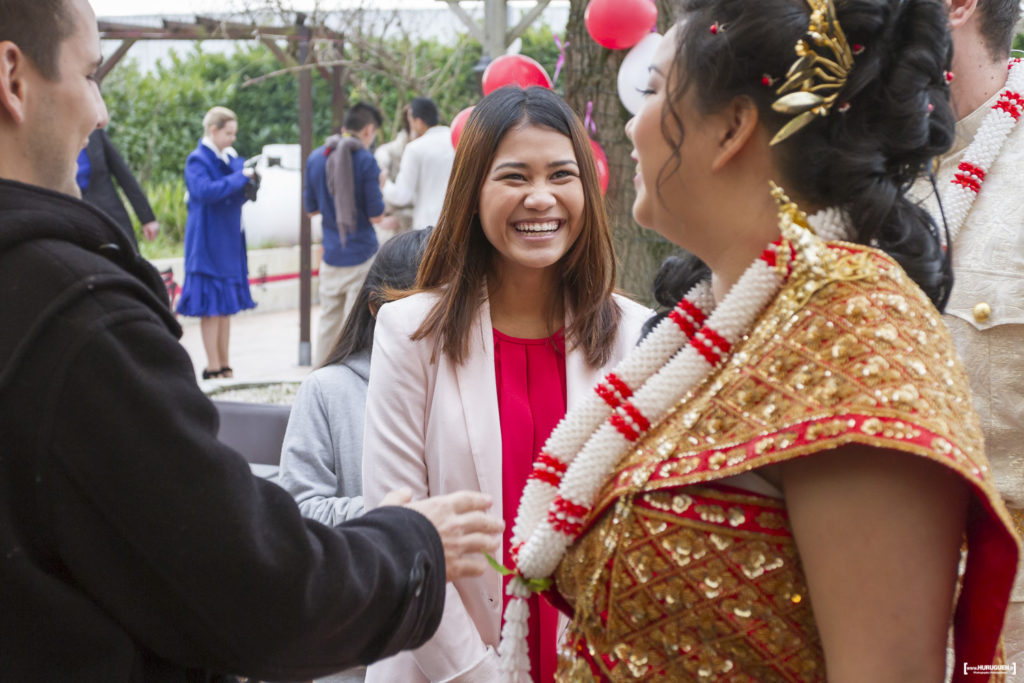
[912,84,1024,606]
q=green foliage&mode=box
[103,44,336,186]
[1014,33,1024,54]
[129,177,187,260]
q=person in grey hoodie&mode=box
[280,228,430,527]
[278,229,432,683]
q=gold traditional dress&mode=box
[553,242,1020,682]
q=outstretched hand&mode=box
[141,221,159,241]
[381,488,503,582]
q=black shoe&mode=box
[219,366,233,378]
[202,368,222,380]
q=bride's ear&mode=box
[710,96,760,173]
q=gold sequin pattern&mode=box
[554,243,1018,681]
[557,487,822,681]
[597,245,996,517]
[1011,508,1024,541]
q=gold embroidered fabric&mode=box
[555,243,1019,682]
[557,485,822,681]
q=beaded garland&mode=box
[944,58,1024,243]
[497,201,850,681]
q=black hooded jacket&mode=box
[0,178,445,681]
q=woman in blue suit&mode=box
[176,106,256,379]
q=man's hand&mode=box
[141,221,159,241]
[380,488,503,582]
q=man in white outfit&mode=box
[382,97,454,230]
[910,0,1024,666]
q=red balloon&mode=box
[450,106,474,148]
[590,138,609,195]
[481,55,553,96]
[585,0,658,50]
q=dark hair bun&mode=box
[675,0,955,308]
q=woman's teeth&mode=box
[516,221,560,233]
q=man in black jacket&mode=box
[79,127,160,246]
[0,1,503,680]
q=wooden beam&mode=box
[297,16,313,367]
[507,0,553,44]
[440,1,486,44]
[95,39,136,82]
[331,62,347,132]
[259,37,295,67]
[483,0,506,59]
[99,17,342,42]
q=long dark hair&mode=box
[320,228,432,368]
[661,0,955,309]
[409,86,622,366]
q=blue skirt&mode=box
[176,272,256,317]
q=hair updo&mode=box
[664,0,955,309]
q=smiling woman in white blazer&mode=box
[361,87,651,683]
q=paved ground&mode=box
[179,305,320,387]
[179,223,399,390]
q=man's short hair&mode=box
[976,0,1021,59]
[0,0,75,81]
[409,97,440,128]
[343,103,383,133]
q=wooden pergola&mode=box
[98,14,343,366]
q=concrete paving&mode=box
[178,305,319,388]
[177,223,400,391]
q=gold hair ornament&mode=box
[770,0,855,145]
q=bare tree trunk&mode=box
[561,0,679,304]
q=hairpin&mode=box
[761,74,777,87]
[944,70,955,84]
[710,22,723,34]
[770,0,855,145]
[852,43,865,55]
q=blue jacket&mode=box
[183,141,251,281]
[304,140,382,267]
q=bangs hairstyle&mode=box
[410,85,622,367]
[0,0,75,80]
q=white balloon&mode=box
[617,32,663,115]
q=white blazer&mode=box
[362,291,651,682]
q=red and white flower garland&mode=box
[496,228,825,680]
[944,58,1024,243]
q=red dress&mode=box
[493,328,566,683]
